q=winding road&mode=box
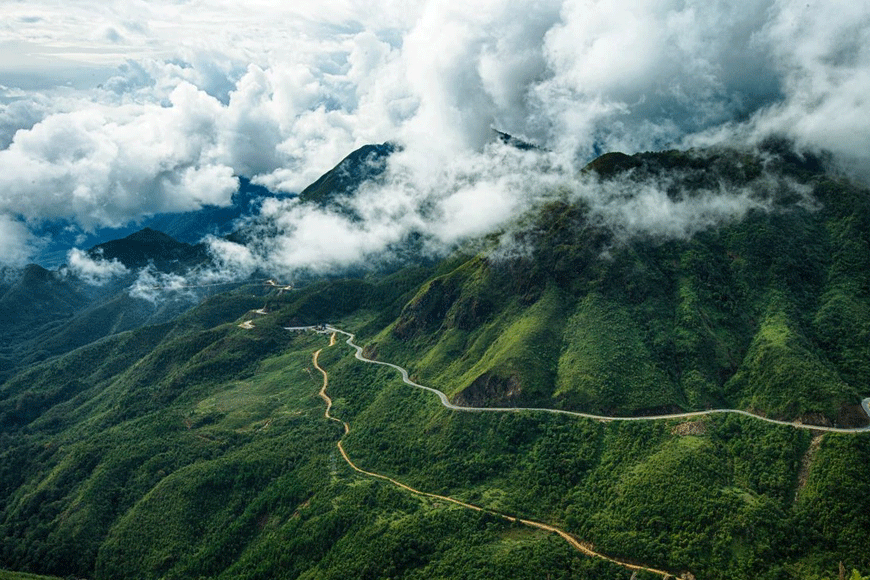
[285,322,868,578]
[313,342,675,579]
[265,321,869,579]
[310,326,870,434]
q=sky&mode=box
[1,0,869,273]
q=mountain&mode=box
[367,146,869,426]
[0,146,384,379]
[298,142,396,209]
[494,129,537,150]
[1,144,869,580]
[32,177,291,269]
[142,177,292,243]
[0,264,91,377]
[0,228,217,381]
[89,228,208,271]
[0,264,89,328]
[296,132,532,212]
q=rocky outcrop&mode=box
[671,420,708,436]
[453,372,522,407]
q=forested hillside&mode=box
[1,146,869,580]
[372,147,870,427]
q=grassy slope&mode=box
[320,333,868,579]
[364,155,870,426]
[2,148,870,579]
[0,272,867,579]
[1,278,642,580]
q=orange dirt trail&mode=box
[312,347,675,579]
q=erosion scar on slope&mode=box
[311,345,676,579]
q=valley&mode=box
[2,145,870,580]
[3,2,870,577]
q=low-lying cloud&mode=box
[580,170,817,242]
[0,0,868,271]
[0,214,41,268]
[207,142,567,277]
[64,248,128,285]
[128,267,198,304]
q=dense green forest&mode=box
[373,147,870,427]
[2,146,870,579]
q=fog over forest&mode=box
[1,0,868,274]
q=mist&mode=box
[0,0,868,273]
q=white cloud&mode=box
[128,267,196,304]
[582,177,768,241]
[64,247,128,284]
[0,214,41,267]
[0,0,868,270]
[0,83,238,230]
[208,142,570,278]
[743,0,870,173]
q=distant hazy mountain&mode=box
[0,148,391,376]
[1,227,216,380]
[0,139,409,378]
[32,177,292,269]
[89,228,208,271]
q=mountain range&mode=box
[30,177,292,269]
[1,140,869,580]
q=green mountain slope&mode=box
[365,148,870,427]
[2,145,870,580]
[2,282,638,580]
[298,142,395,208]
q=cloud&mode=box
[741,0,870,174]
[0,83,238,230]
[0,96,49,149]
[0,214,42,267]
[64,247,128,284]
[0,0,869,270]
[128,267,197,304]
[207,142,569,277]
[536,0,783,158]
[575,172,789,242]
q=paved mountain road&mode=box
[288,322,868,578]
[313,342,676,579]
[304,325,870,434]
[271,322,868,579]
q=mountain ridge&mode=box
[31,176,292,269]
[89,227,207,271]
[1,143,869,580]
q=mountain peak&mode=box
[122,227,174,242]
[298,142,396,207]
[89,228,206,270]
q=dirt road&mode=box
[312,346,676,579]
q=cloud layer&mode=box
[1,0,868,270]
[64,248,128,284]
